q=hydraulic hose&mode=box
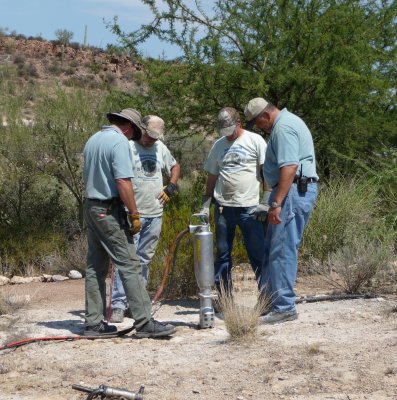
[152,227,189,303]
[0,325,135,352]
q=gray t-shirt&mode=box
[130,140,177,217]
[84,126,134,200]
[204,130,267,207]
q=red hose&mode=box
[152,228,189,303]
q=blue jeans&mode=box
[260,183,318,312]
[214,202,266,292]
[111,216,163,310]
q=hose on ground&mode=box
[0,325,135,352]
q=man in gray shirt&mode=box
[201,107,268,293]
[83,108,176,338]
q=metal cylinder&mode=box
[193,229,214,290]
[190,215,216,328]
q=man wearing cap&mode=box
[200,107,268,294]
[83,108,176,338]
[110,115,181,323]
[244,98,318,324]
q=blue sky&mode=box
[0,0,180,58]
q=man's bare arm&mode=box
[170,163,181,185]
[205,173,218,197]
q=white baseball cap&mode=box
[244,98,269,129]
[142,115,164,140]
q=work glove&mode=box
[249,191,271,222]
[158,183,178,205]
[199,195,212,218]
[128,213,141,235]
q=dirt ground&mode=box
[0,272,396,400]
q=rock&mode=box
[52,275,69,282]
[0,276,10,285]
[68,270,83,279]
[42,274,53,282]
[32,276,43,282]
[10,276,34,284]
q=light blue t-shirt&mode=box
[264,109,318,187]
[83,125,134,200]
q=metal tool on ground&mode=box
[189,213,216,328]
[72,383,145,399]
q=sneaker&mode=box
[110,308,125,323]
[135,319,176,339]
[260,309,298,325]
[84,321,117,336]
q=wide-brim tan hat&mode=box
[142,115,165,140]
[107,108,144,136]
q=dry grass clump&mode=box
[0,291,30,315]
[306,343,323,355]
[216,280,271,342]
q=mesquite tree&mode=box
[109,0,396,177]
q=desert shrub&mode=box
[300,177,395,265]
[13,54,25,66]
[0,232,67,277]
[54,234,87,275]
[90,62,101,74]
[0,291,30,315]
[26,63,38,77]
[325,236,394,293]
[4,38,16,53]
[46,61,62,75]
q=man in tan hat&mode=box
[110,115,181,323]
[83,109,176,338]
[244,98,318,325]
[200,107,268,294]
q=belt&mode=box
[86,198,119,205]
[293,177,318,183]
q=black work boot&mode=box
[135,319,176,339]
[84,321,117,336]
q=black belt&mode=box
[293,177,318,183]
[86,198,119,205]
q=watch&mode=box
[271,201,281,208]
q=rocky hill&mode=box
[0,35,144,94]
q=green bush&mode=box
[300,176,396,269]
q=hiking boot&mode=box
[84,321,117,336]
[109,308,125,323]
[135,319,176,338]
[260,309,298,325]
[125,307,133,319]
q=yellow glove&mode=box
[158,187,170,204]
[158,183,177,205]
[128,213,141,235]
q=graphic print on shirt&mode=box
[221,144,247,172]
[136,154,160,180]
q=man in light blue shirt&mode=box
[83,108,176,338]
[245,98,318,324]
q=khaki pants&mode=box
[84,199,151,329]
